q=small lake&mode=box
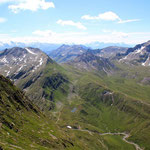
[71,107,77,112]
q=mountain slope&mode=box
[0,47,69,110]
[1,74,141,150]
[91,46,128,58]
[0,47,51,80]
[55,64,150,150]
[49,44,88,63]
[67,51,116,75]
[118,40,150,66]
[0,75,76,150]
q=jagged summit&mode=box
[118,40,150,66]
[0,47,69,111]
[0,47,52,79]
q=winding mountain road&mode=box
[71,129,143,150]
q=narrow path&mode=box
[56,107,63,124]
[71,129,143,150]
[122,133,142,150]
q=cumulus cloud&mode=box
[57,19,87,30]
[0,17,7,23]
[82,11,139,24]
[8,0,55,13]
[82,11,120,21]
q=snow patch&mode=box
[142,63,146,66]
[12,57,17,61]
[67,126,72,129]
[19,58,24,61]
[0,56,8,63]
[32,58,43,72]
[119,56,128,62]
[39,58,43,65]
[24,59,27,63]
[25,48,36,55]
[142,57,150,66]
[6,71,10,76]
[4,70,10,76]
[135,46,145,54]
[17,65,24,72]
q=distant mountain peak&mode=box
[118,40,150,66]
[0,47,52,79]
[49,44,88,63]
[68,51,116,75]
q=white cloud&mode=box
[0,17,7,23]
[8,0,55,13]
[102,30,129,40]
[1,29,150,45]
[99,11,120,21]
[0,0,14,3]
[111,31,128,38]
[82,11,139,24]
[32,30,55,37]
[57,19,87,30]
[82,11,120,21]
[118,19,140,24]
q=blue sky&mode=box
[0,0,150,44]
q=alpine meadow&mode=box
[0,0,150,150]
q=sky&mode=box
[0,0,150,45]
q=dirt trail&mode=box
[56,107,63,124]
[71,129,143,150]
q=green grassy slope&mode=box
[16,61,70,111]
[57,64,150,150]
[0,75,76,149]
[1,58,150,149]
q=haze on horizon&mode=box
[0,0,150,45]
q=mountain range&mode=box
[49,45,128,63]
[1,40,150,149]
[118,40,150,66]
[0,41,61,54]
[85,41,133,49]
[0,47,69,111]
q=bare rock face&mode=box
[68,51,116,75]
[141,77,150,85]
[0,47,53,105]
[118,40,150,66]
[0,47,69,110]
[92,46,128,58]
[49,44,88,63]
[0,47,52,82]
